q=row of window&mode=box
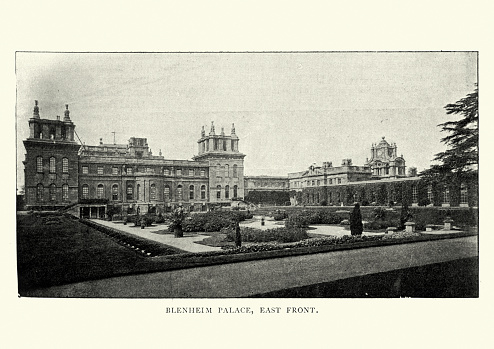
[202,138,236,152]
[36,156,69,174]
[215,185,238,199]
[293,178,343,188]
[33,183,69,202]
[81,165,208,177]
[81,184,210,201]
[215,164,239,178]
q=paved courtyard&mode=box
[93,220,221,253]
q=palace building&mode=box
[23,101,245,217]
[22,100,477,216]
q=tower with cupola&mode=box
[193,122,246,204]
[23,101,80,209]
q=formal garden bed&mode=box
[17,207,477,292]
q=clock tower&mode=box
[365,137,406,178]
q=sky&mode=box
[15,52,477,189]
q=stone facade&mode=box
[365,137,406,178]
[22,102,246,216]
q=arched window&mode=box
[443,186,450,204]
[137,184,141,200]
[126,183,133,200]
[150,183,156,200]
[216,185,221,199]
[62,184,69,201]
[49,157,56,173]
[36,157,43,173]
[201,185,206,200]
[177,185,183,200]
[97,184,104,199]
[225,164,229,177]
[460,183,468,205]
[233,185,238,198]
[112,184,118,200]
[216,164,222,177]
[164,185,170,201]
[233,164,238,177]
[35,184,43,202]
[189,185,194,200]
[82,184,89,199]
[49,184,57,201]
[49,127,56,140]
[412,185,418,203]
[62,158,69,173]
[427,185,434,204]
[225,185,230,199]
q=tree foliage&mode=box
[420,88,478,183]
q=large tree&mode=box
[420,87,478,183]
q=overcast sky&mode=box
[16,52,477,188]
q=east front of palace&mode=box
[23,102,477,217]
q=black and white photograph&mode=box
[16,51,478,298]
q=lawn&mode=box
[17,214,184,293]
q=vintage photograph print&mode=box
[16,52,478,298]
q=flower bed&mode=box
[223,226,308,243]
[169,210,254,233]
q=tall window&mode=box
[233,164,238,177]
[216,185,221,199]
[137,184,141,200]
[150,184,156,200]
[127,167,133,175]
[231,139,235,151]
[189,185,195,200]
[97,184,104,198]
[460,184,468,205]
[412,185,418,203]
[427,185,434,204]
[177,185,183,200]
[176,169,182,176]
[189,169,194,177]
[225,185,230,199]
[216,164,222,177]
[443,187,450,204]
[233,185,238,198]
[200,169,205,177]
[37,184,44,201]
[62,158,69,173]
[201,185,206,199]
[62,184,69,201]
[49,157,56,173]
[112,167,118,175]
[82,184,89,199]
[82,166,88,174]
[126,184,133,200]
[112,184,118,200]
[36,157,43,173]
[223,139,227,151]
[164,168,170,176]
[164,185,170,201]
[49,184,57,201]
[329,179,333,185]
[225,164,229,177]
[97,166,104,175]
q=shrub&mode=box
[224,226,308,243]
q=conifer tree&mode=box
[420,87,478,183]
